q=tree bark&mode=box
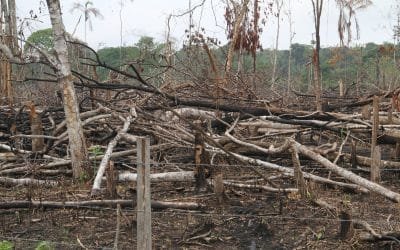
[311,0,323,111]
[0,199,203,210]
[27,101,44,152]
[92,110,136,194]
[271,0,283,87]
[46,0,90,180]
[225,0,250,73]
[290,139,400,202]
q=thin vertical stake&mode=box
[137,137,151,250]
[371,96,380,182]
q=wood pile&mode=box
[1,54,400,244]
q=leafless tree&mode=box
[70,0,103,43]
[271,0,283,87]
[336,0,372,46]
[285,0,295,92]
[311,0,323,111]
[225,0,251,74]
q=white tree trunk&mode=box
[290,139,400,202]
[118,171,195,182]
[92,110,136,194]
[46,0,89,179]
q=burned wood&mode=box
[0,199,203,210]
[92,108,137,194]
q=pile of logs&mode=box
[1,82,400,243]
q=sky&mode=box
[16,0,400,50]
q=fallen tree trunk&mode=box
[44,143,172,168]
[215,148,369,193]
[0,199,203,210]
[290,138,400,202]
[223,180,297,193]
[118,171,195,182]
[0,177,58,187]
[332,152,400,169]
[92,108,137,195]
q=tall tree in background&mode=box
[393,8,400,65]
[224,0,267,77]
[336,0,372,46]
[225,0,251,74]
[286,0,295,92]
[70,0,103,43]
[47,0,90,180]
[271,0,283,87]
[311,0,323,111]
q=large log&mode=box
[0,199,203,210]
[290,139,400,202]
[118,171,195,182]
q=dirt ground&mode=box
[1,164,399,250]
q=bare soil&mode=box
[1,164,399,250]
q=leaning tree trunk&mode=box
[46,0,90,180]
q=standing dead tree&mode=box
[311,0,323,111]
[285,0,295,92]
[225,0,266,76]
[336,0,372,46]
[271,0,283,87]
[225,0,251,74]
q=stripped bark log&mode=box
[0,199,203,210]
[27,101,44,152]
[223,181,297,193]
[118,171,195,182]
[0,177,58,187]
[0,143,63,161]
[290,139,400,202]
[91,108,137,194]
[219,149,368,193]
[332,151,400,169]
[44,143,172,168]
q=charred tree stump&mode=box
[338,210,354,240]
[28,102,44,153]
[393,142,400,161]
[291,148,308,199]
[371,96,380,182]
[371,146,381,183]
[213,167,224,204]
[194,121,207,192]
[106,161,118,199]
[361,105,371,120]
[351,140,357,169]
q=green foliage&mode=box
[24,28,398,92]
[96,46,140,80]
[0,241,13,250]
[25,28,54,51]
[89,145,103,156]
[35,241,54,250]
[136,36,156,52]
[96,36,165,82]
